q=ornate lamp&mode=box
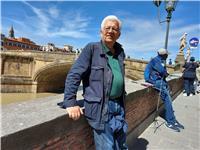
[153,0,178,49]
[165,0,178,13]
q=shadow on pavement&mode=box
[131,138,149,150]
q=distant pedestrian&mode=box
[144,48,184,132]
[168,58,172,65]
[196,63,200,94]
[182,56,199,96]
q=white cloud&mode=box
[171,24,200,38]
[48,6,59,18]
[119,17,165,53]
[21,1,91,39]
[22,1,50,34]
[118,16,199,60]
[50,31,90,39]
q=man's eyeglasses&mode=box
[104,26,120,32]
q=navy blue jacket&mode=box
[144,55,168,84]
[183,62,199,79]
[62,41,126,130]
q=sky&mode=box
[1,0,200,63]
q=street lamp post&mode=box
[164,9,171,50]
[153,0,178,50]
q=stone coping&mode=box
[125,58,175,68]
[1,75,181,137]
[0,50,76,56]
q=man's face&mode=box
[101,20,120,44]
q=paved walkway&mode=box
[131,93,200,150]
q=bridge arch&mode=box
[33,62,73,92]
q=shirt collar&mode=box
[101,41,122,57]
[101,41,111,54]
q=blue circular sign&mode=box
[189,37,199,48]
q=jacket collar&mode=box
[100,40,123,57]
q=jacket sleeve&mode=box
[62,43,93,108]
[151,58,168,77]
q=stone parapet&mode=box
[125,58,175,80]
[0,51,179,93]
[0,52,74,93]
[1,50,76,62]
[1,77,183,150]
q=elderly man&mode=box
[60,15,128,149]
[144,48,184,132]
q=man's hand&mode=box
[66,106,83,120]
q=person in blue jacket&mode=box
[60,15,128,150]
[144,48,184,132]
[183,56,199,96]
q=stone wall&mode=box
[1,53,34,77]
[1,51,178,93]
[125,58,175,80]
[1,77,183,150]
[1,54,37,92]
[0,52,75,93]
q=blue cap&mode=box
[190,56,195,62]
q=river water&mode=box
[1,93,61,105]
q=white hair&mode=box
[101,15,122,30]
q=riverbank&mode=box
[1,93,60,105]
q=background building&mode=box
[1,26,41,51]
[63,45,73,53]
[41,43,73,53]
[1,26,75,53]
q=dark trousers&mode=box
[184,78,195,95]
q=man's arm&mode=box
[63,43,93,120]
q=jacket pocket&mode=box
[83,95,101,120]
[90,66,104,81]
